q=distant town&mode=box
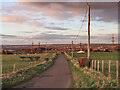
[1,42,120,55]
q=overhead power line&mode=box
[73,9,87,42]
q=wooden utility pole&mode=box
[38,42,40,47]
[72,41,73,57]
[112,34,114,50]
[46,42,47,53]
[112,34,114,45]
[80,42,82,49]
[38,42,40,53]
[31,42,34,54]
[87,4,90,63]
[116,60,119,84]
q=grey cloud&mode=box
[3,2,118,22]
[26,33,118,44]
[1,33,118,45]
[1,33,116,41]
[45,26,68,30]
[97,33,118,39]
[45,31,57,33]
[19,31,33,33]
[0,34,17,38]
[29,33,97,40]
[22,2,118,22]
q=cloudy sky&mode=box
[0,1,118,45]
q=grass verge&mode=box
[65,53,119,88]
[2,53,58,89]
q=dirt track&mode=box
[14,54,73,88]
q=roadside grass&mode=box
[68,52,119,80]
[2,53,58,88]
[65,53,119,88]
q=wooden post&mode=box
[94,60,96,70]
[21,64,23,70]
[87,4,90,64]
[112,34,114,50]
[97,60,99,72]
[109,60,111,77]
[13,64,16,72]
[25,64,29,70]
[31,62,32,68]
[72,41,73,58]
[35,60,36,66]
[29,62,30,68]
[8,64,9,73]
[38,42,41,53]
[24,64,26,70]
[46,42,47,53]
[92,60,93,69]
[116,60,119,84]
[102,60,104,73]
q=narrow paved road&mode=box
[14,54,73,88]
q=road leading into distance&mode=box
[14,54,73,88]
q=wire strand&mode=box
[73,9,87,42]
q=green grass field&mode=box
[65,55,118,88]
[2,53,53,74]
[67,52,119,85]
[2,53,57,88]
[69,51,118,60]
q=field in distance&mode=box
[69,51,118,60]
[2,53,53,74]
[69,51,119,80]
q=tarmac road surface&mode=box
[14,54,73,88]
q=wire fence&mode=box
[91,60,119,84]
[64,51,119,85]
[2,53,56,79]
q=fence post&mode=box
[24,64,26,70]
[30,62,32,68]
[92,60,93,69]
[35,60,36,66]
[13,64,16,72]
[25,64,29,70]
[102,60,104,73]
[109,60,111,78]
[21,64,23,70]
[8,64,9,73]
[29,62,30,68]
[31,62,32,67]
[94,60,96,71]
[116,60,119,84]
[97,60,99,72]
